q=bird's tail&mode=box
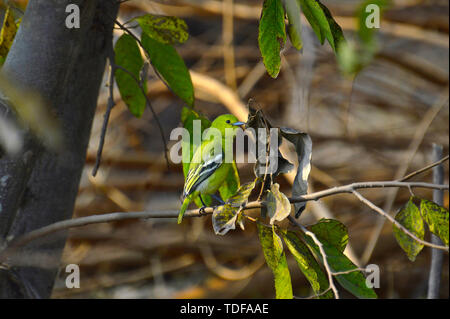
[178,196,191,224]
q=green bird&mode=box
[178,114,245,224]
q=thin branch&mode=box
[113,18,172,168]
[114,64,170,169]
[352,190,447,251]
[288,216,340,299]
[399,155,449,182]
[296,287,332,299]
[0,180,448,263]
[92,48,117,176]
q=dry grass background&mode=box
[49,0,448,298]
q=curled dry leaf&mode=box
[280,127,312,218]
[266,183,291,225]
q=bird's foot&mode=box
[199,206,207,215]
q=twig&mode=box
[296,287,332,299]
[92,48,117,176]
[352,190,446,251]
[288,216,340,299]
[361,91,449,264]
[114,64,170,169]
[399,155,449,182]
[0,180,448,264]
[427,144,445,299]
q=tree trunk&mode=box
[0,0,119,298]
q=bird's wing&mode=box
[183,144,223,199]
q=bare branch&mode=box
[0,180,448,263]
[288,216,340,299]
[399,155,449,182]
[92,48,117,176]
[352,190,447,251]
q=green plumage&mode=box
[178,114,244,223]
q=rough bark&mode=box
[0,0,119,298]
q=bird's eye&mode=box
[226,120,231,124]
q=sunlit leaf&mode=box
[298,0,323,43]
[114,34,146,117]
[258,0,286,78]
[226,179,257,208]
[393,198,425,262]
[135,14,188,44]
[318,2,346,52]
[282,230,334,298]
[257,223,293,299]
[212,179,257,235]
[280,127,312,217]
[309,219,348,253]
[266,183,291,225]
[299,0,333,48]
[141,34,194,107]
[298,0,345,52]
[420,199,449,246]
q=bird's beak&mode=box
[232,121,246,127]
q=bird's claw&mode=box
[199,206,207,215]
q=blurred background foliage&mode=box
[1,0,449,298]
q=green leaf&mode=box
[299,0,333,48]
[258,0,287,78]
[284,0,303,50]
[301,231,377,299]
[298,0,323,44]
[393,198,425,261]
[257,223,293,299]
[309,219,348,253]
[280,127,312,217]
[266,183,292,225]
[212,179,257,235]
[141,34,194,107]
[135,14,188,44]
[114,34,146,117]
[282,231,334,298]
[0,7,17,65]
[319,2,346,52]
[226,178,257,208]
[420,199,449,246]
[219,158,240,202]
[299,0,345,52]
